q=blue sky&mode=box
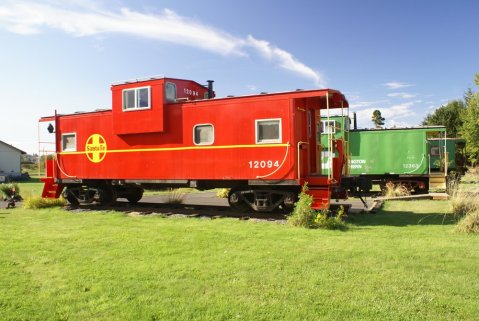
[0,0,478,154]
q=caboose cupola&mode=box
[111,76,211,135]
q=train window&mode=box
[137,88,149,108]
[122,86,151,111]
[321,120,336,134]
[430,146,440,156]
[61,133,76,152]
[256,119,282,144]
[194,124,214,145]
[165,82,177,102]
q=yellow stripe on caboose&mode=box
[59,143,290,155]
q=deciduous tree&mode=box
[460,73,479,165]
[422,100,465,137]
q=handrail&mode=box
[297,141,309,178]
[53,154,77,179]
[326,92,333,180]
[444,131,448,176]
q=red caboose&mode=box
[40,76,349,212]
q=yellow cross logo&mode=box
[85,134,107,163]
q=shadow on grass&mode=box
[349,210,456,227]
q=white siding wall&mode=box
[0,142,22,174]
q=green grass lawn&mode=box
[1,199,478,321]
[14,179,44,198]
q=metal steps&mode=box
[429,172,446,189]
[306,187,331,210]
[40,177,64,198]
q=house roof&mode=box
[0,140,27,154]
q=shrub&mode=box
[462,166,479,183]
[288,185,316,228]
[450,191,479,218]
[216,188,230,198]
[23,196,67,209]
[383,182,410,198]
[446,175,460,195]
[314,206,348,230]
[165,189,186,204]
[288,185,347,230]
[448,176,479,217]
[0,183,21,200]
[448,171,479,233]
[455,210,479,234]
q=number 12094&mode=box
[248,160,280,169]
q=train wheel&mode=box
[64,188,80,206]
[280,192,297,213]
[227,190,250,212]
[97,186,117,206]
[126,187,144,204]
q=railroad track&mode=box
[66,200,289,222]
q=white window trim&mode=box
[165,82,177,102]
[122,86,151,111]
[61,133,77,152]
[255,118,282,144]
[193,123,215,146]
[321,120,336,135]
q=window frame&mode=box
[165,82,177,102]
[430,146,440,156]
[321,120,336,135]
[61,133,77,152]
[255,118,282,144]
[122,86,151,111]
[193,123,215,146]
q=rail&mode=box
[297,141,309,179]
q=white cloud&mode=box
[343,92,360,101]
[349,99,389,109]
[246,35,324,87]
[382,102,417,119]
[354,102,417,128]
[0,1,324,86]
[387,92,416,99]
[383,82,414,90]
[386,119,412,128]
[0,2,244,55]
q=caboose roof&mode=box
[177,88,349,109]
[110,75,206,89]
[40,79,349,121]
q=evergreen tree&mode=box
[371,110,385,128]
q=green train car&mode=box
[320,116,465,193]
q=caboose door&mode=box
[296,103,324,178]
[307,109,322,175]
[306,109,321,176]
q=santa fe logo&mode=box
[85,134,107,163]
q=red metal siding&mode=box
[56,96,295,181]
[111,78,209,136]
[112,80,165,135]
